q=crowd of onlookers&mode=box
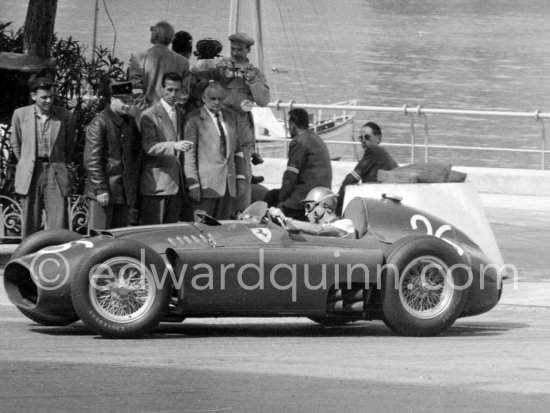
[10,20,398,239]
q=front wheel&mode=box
[381,236,469,336]
[70,239,172,338]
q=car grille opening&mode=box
[4,262,38,306]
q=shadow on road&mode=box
[26,318,529,339]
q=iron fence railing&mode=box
[263,101,550,169]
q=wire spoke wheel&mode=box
[398,255,454,319]
[381,236,468,336]
[89,257,156,323]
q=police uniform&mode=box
[279,130,332,219]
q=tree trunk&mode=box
[23,0,58,58]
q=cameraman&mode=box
[215,32,270,212]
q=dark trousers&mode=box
[195,187,235,220]
[20,162,68,238]
[87,199,130,232]
[140,194,181,225]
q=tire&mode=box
[70,239,172,338]
[381,235,469,337]
[10,229,82,326]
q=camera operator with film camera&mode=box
[212,32,270,212]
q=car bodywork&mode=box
[3,197,502,338]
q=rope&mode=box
[274,0,309,101]
[102,0,117,56]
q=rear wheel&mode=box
[381,236,469,336]
[10,229,82,326]
[71,239,171,338]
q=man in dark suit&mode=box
[184,82,246,220]
[10,77,75,238]
[84,81,142,231]
[139,72,193,224]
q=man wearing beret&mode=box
[10,77,76,238]
[84,81,142,232]
[216,32,270,212]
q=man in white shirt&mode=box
[139,72,193,224]
[268,187,355,238]
[184,82,246,219]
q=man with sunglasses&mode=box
[268,187,355,238]
[336,121,398,214]
[84,81,142,232]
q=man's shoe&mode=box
[251,175,264,184]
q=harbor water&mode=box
[2,0,550,167]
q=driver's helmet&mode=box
[302,187,338,211]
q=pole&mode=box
[251,0,264,72]
[92,0,99,55]
[229,0,239,36]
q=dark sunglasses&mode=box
[359,134,372,140]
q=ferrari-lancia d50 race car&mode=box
[3,196,502,339]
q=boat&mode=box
[253,100,357,160]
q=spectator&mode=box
[139,72,193,224]
[185,37,224,115]
[267,187,354,238]
[216,32,270,211]
[336,121,398,214]
[129,21,191,111]
[172,30,193,59]
[265,108,332,221]
[10,77,76,238]
[83,81,141,231]
[184,82,246,220]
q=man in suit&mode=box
[83,81,142,232]
[184,82,246,220]
[139,72,193,225]
[10,77,76,238]
[129,21,191,111]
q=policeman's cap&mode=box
[110,81,132,97]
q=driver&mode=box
[268,187,355,238]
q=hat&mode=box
[29,77,54,92]
[110,81,132,97]
[173,31,193,54]
[228,32,255,46]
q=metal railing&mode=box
[263,101,550,169]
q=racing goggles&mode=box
[305,202,320,213]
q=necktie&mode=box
[214,113,227,157]
[170,108,178,134]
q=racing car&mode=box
[3,196,502,339]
